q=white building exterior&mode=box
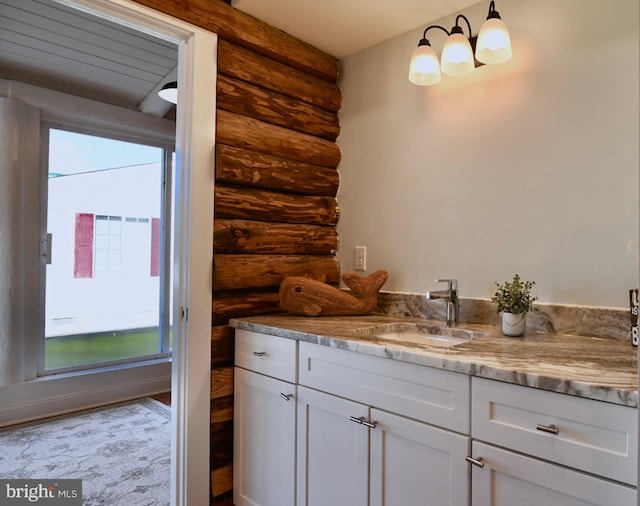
[45,163,163,337]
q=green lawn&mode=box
[45,329,169,370]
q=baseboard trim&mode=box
[0,361,172,427]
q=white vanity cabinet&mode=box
[297,341,471,506]
[468,377,637,506]
[233,330,298,506]
[233,328,638,506]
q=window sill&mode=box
[0,359,172,427]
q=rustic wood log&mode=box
[217,75,339,141]
[211,421,233,466]
[211,465,233,498]
[211,367,234,399]
[211,395,234,424]
[211,325,234,367]
[216,110,341,168]
[211,420,233,497]
[214,219,338,255]
[211,492,233,506]
[214,254,340,291]
[218,40,341,112]
[215,185,339,226]
[213,289,283,326]
[216,144,339,197]
[132,0,339,81]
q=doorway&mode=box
[0,0,216,504]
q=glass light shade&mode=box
[408,43,441,86]
[158,82,178,104]
[440,33,474,76]
[475,18,512,64]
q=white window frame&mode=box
[39,123,175,375]
[0,1,216,504]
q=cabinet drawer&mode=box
[471,441,636,506]
[235,329,297,382]
[472,377,637,485]
[299,341,470,433]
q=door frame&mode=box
[51,1,216,504]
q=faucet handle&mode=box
[435,278,458,291]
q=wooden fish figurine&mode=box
[278,270,389,317]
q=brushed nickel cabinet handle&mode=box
[465,456,485,468]
[279,393,291,401]
[252,351,266,357]
[536,423,560,435]
[349,416,376,429]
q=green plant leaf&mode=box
[490,273,538,316]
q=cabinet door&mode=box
[297,386,369,506]
[370,409,470,506]
[234,367,296,506]
[470,442,636,506]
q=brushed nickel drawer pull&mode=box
[252,351,266,357]
[465,456,485,468]
[279,393,291,401]
[349,416,377,429]
[536,423,560,435]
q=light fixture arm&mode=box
[420,24,450,43]
[486,0,501,19]
[453,14,473,38]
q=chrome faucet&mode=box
[426,279,459,327]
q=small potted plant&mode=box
[491,274,538,337]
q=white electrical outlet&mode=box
[354,246,366,271]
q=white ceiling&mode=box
[0,0,178,115]
[233,0,483,58]
[0,0,481,115]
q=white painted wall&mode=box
[337,0,639,308]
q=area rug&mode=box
[0,398,171,506]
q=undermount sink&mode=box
[354,322,489,348]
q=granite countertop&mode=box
[229,314,639,408]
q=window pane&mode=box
[95,216,108,234]
[45,129,170,371]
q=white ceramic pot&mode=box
[501,312,526,337]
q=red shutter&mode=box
[150,217,161,277]
[74,213,94,278]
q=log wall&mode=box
[133,1,341,503]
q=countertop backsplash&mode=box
[376,292,632,342]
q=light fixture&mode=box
[158,81,178,104]
[408,1,512,86]
[441,15,474,77]
[408,26,448,86]
[475,1,512,64]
